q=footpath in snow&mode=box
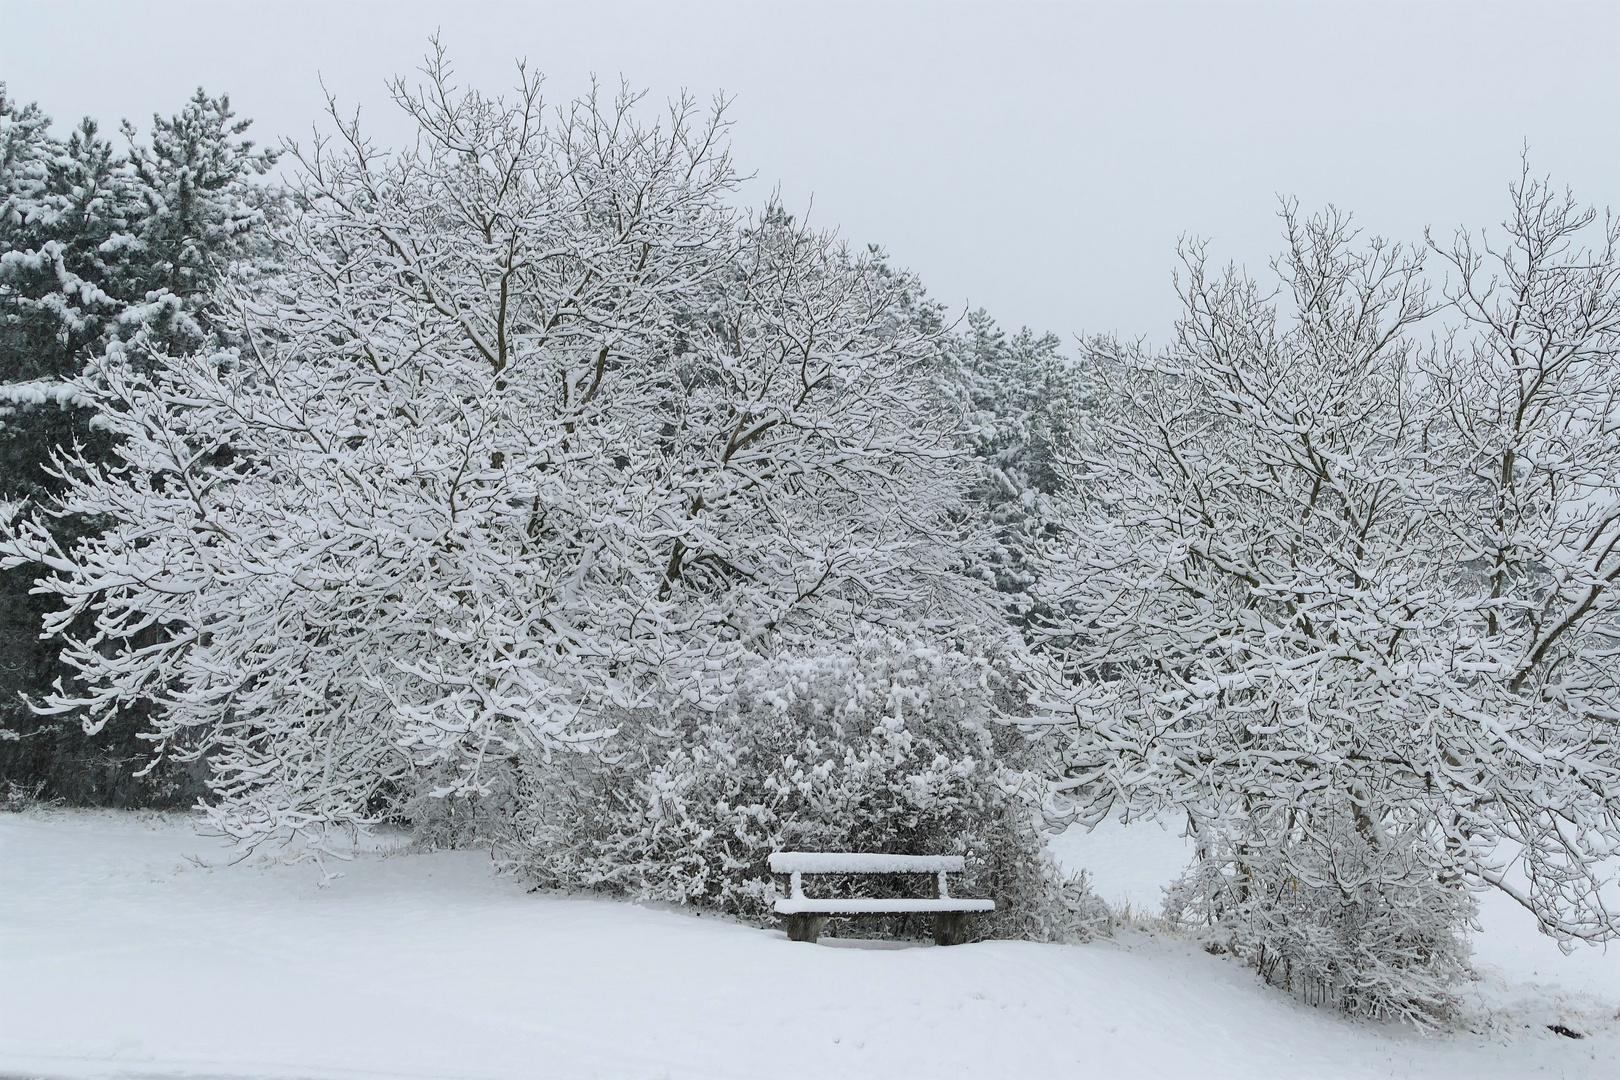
[2,809,1617,1080]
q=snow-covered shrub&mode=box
[1164,807,1476,1026]
[508,633,1108,942]
[2,777,49,811]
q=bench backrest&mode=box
[768,852,965,874]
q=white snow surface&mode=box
[3,809,1618,1080]
[768,851,964,874]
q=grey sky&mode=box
[4,0,1616,343]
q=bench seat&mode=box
[769,852,965,874]
[774,897,996,915]
[769,849,994,944]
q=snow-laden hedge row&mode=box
[481,634,1109,942]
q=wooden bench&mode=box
[769,852,995,946]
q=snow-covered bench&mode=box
[769,851,995,945]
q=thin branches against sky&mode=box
[3,0,1616,344]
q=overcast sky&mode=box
[4,1,1616,343]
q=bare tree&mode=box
[1029,182,1620,1018]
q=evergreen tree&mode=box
[123,88,278,345]
[0,85,275,805]
[944,310,1099,622]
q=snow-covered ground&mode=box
[2,810,1616,1080]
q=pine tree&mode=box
[122,88,277,345]
[0,85,276,805]
[942,310,1099,621]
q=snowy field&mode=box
[3,810,1618,1080]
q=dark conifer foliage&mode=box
[0,84,276,804]
[944,310,1100,623]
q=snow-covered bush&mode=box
[508,633,1108,942]
[1164,807,1475,1027]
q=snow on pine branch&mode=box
[0,377,96,413]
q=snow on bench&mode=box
[768,852,966,874]
[769,851,995,946]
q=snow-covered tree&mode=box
[121,88,279,343]
[1,89,138,405]
[1,52,984,851]
[1420,171,1620,939]
[1,84,275,416]
[1029,184,1620,1018]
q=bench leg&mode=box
[786,914,829,943]
[934,912,971,946]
